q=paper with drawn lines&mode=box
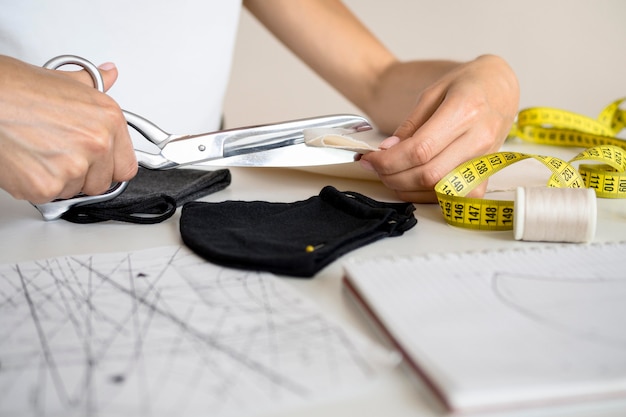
[0,246,394,417]
[343,241,626,413]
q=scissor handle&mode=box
[44,55,105,92]
[34,55,129,220]
[33,182,129,221]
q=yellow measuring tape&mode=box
[434,98,626,230]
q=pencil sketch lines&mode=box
[491,272,626,350]
[0,246,385,417]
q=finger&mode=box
[81,112,137,195]
[81,157,115,196]
[89,63,138,182]
[96,62,119,92]
[111,122,138,183]
[375,128,490,200]
[391,87,442,140]
[61,62,119,92]
[394,189,438,204]
[361,97,461,175]
[56,176,87,200]
[363,93,488,176]
[391,180,489,204]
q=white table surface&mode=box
[1,140,626,417]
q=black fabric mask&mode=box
[61,167,231,224]
[180,186,417,277]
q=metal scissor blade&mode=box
[197,143,357,167]
[155,114,371,168]
[202,128,385,167]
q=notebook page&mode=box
[343,241,626,413]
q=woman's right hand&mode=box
[0,55,137,204]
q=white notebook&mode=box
[343,241,626,414]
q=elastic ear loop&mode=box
[61,195,177,224]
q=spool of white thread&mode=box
[514,187,597,243]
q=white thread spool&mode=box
[514,187,597,243]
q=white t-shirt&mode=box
[0,1,243,133]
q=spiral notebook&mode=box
[343,241,626,414]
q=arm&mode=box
[0,55,137,203]
[244,0,519,202]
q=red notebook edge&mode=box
[341,273,457,414]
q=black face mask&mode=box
[61,167,231,224]
[179,186,417,278]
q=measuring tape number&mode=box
[434,97,626,230]
[511,97,626,149]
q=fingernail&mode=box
[359,159,375,171]
[379,136,400,150]
[98,62,116,71]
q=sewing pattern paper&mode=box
[0,246,393,417]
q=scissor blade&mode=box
[197,143,357,167]
[157,114,372,168]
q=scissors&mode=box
[33,55,372,220]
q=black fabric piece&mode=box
[180,186,417,277]
[62,167,231,224]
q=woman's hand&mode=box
[246,1,519,203]
[359,55,520,203]
[0,55,137,203]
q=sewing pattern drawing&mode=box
[492,272,626,350]
[0,246,389,417]
[342,241,626,411]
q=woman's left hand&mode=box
[359,54,519,203]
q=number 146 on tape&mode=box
[434,145,625,230]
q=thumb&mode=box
[48,61,119,92]
[96,62,119,92]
